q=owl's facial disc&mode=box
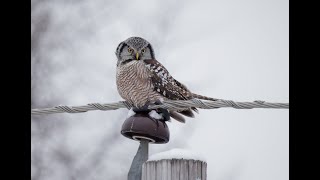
[116,37,156,66]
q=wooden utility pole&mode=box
[142,159,207,180]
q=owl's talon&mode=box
[157,109,170,121]
[132,102,151,112]
[132,107,148,112]
[154,100,170,122]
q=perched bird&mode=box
[116,37,216,123]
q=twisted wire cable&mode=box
[31,99,289,115]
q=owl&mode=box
[116,37,216,123]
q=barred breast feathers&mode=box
[116,61,162,107]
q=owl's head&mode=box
[116,37,155,66]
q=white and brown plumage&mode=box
[116,37,215,123]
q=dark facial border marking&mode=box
[147,44,155,59]
[116,42,128,59]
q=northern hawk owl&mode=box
[116,37,216,123]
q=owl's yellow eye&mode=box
[141,49,146,53]
[128,48,133,53]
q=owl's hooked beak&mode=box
[135,52,139,60]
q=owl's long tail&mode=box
[191,93,219,101]
[168,94,218,123]
[169,108,198,123]
[169,111,187,123]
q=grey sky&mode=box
[31,0,288,179]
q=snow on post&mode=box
[142,149,207,180]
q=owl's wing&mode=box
[143,59,198,122]
[143,59,193,101]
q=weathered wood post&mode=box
[142,149,207,180]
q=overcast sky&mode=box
[31,0,288,179]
